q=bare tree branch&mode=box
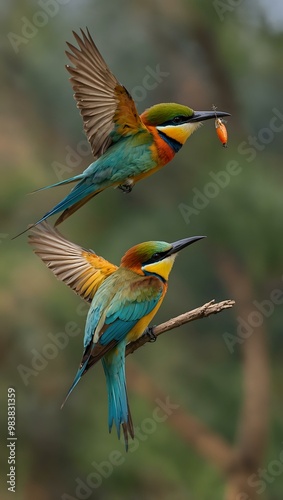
[126,299,235,357]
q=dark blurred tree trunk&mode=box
[128,280,270,499]
[218,255,270,500]
[127,258,269,500]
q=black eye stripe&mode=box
[145,252,161,264]
[143,250,170,266]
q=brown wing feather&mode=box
[66,28,142,158]
[28,222,117,302]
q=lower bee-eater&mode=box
[29,222,205,449]
[17,28,229,235]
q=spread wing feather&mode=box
[28,222,117,302]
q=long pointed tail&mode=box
[31,175,82,193]
[60,358,89,409]
[102,344,134,451]
[31,177,98,225]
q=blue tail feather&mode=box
[34,177,95,223]
[31,174,84,194]
[12,173,94,238]
[12,176,98,238]
[102,343,134,450]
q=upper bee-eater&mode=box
[18,28,229,234]
[29,222,205,449]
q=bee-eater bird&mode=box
[29,222,205,449]
[19,28,229,234]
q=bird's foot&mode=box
[145,326,157,342]
[118,179,134,193]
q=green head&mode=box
[141,103,194,127]
[121,236,206,281]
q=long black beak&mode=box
[167,236,206,257]
[189,110,230,123]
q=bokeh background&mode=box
[1,1,283,499]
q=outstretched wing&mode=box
[28,222,117,302]
[66,28,143,158]
[61,271,164,406]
